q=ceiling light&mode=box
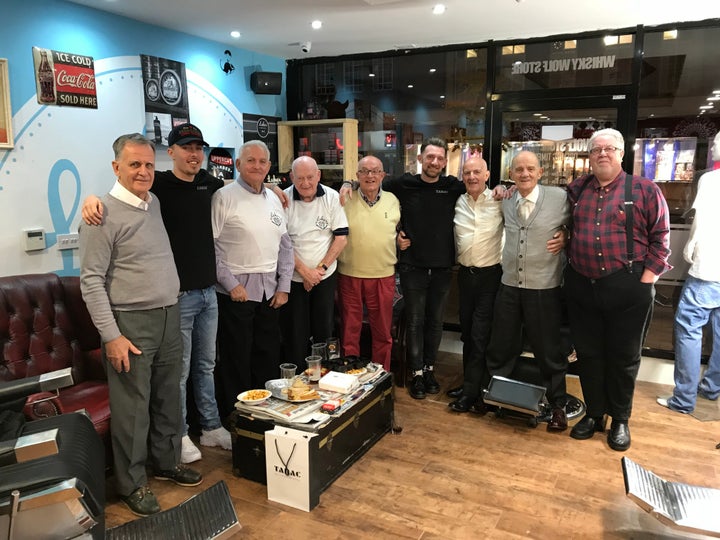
[604,35,619,46]
[440,95,445,99]
[533,113,542,117]
[368,72,375,77]
[708,96,720,101]
[713,89,720,94]
[429,68,436,73]
[311,20,322,30]
[407,84,414,88]
[699,105,713,109]
[432,4,446,15]
[230,31,241,39]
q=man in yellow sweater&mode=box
[337,156,401,370]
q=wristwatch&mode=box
[317,263,328,270]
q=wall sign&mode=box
[32,47,97,108]
[511,55,617,75]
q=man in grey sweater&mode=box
[79,133,201,517]
[484,150,570,431]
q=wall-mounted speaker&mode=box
[250,71,282,95]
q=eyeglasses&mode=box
[589,146,622,156]
[358,169,385,176]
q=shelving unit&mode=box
[277,118,359,183]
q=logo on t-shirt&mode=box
[315,216,329,230]
[270,210,283,226]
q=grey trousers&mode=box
[106,304,183,497]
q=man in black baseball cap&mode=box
[167,123,209,147]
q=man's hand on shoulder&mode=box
[105,335,141,373]
[339,181,355,206]
[81,195,104,225]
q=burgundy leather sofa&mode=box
[0,273,110,448]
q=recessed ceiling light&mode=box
[708,96,720,101]
[311,20,322,30]
[429,68,437,73]
[699,105,713,109]
[440,95,445,99]
[533,113,542,116]
[432,4,446,15]
[369,73,375,77]
[230,30,241,39]
[407,84,414,88]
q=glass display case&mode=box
[501,140,590,187]
[632,137,697,182]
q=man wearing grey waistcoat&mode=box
[79,133,201,518]
[485,150,571,431]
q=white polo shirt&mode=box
[284,184,349,282]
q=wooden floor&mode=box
[104,352,720,539]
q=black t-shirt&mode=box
[383,173,465,268]
[151,169,224,291]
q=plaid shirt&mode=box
[567,171,671,279]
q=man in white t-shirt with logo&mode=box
[281,156,349,364]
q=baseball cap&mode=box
[167,123,209,147]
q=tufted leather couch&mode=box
[0,273,110,447]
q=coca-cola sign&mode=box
[32,47,97,109]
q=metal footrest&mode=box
[106,481,241,540]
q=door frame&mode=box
[486,94,634,185]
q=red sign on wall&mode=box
[32,47,97,109]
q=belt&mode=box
[460,263,501,274]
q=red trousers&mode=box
[337,274,395,371]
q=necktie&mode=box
[518,198,533,220]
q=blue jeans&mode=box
[669,276,720,412]
[399,265,452,372]
[179,286,222,434]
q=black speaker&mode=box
[250,72,282,95]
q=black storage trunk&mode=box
[230,372,393,496]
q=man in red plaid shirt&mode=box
[564,128,671,452]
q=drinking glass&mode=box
[305,355,322,382]
[279,363,297,379]
[311,342,327,363]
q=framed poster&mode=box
[0,59,13,149]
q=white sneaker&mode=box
[200,427,232,450]
[181,435,202,464]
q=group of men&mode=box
[355,131,671,454]
[78,124,401,517]
[78,122,690,518]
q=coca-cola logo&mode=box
[56,70,96,90]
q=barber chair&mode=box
[0,369,106,540]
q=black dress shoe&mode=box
[423,370,440,394]
[469,400,489,415]
[446,386,464,398]
[547,407,568,431]
[448,395,474,412]
[569,415,607,440]
[607,420,631,451]
[408,375,426,399]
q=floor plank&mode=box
[103,352,720,539]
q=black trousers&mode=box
[458,264,502,400]
[281,272,338,365]
[215,293,282,419]
[563,265,654,421]
[486,284,567,406]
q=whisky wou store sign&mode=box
[511,55,617,75]
[32,47,97,109]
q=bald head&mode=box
[291,156,321,202]
[461,156,490,199]
[510,151,543,197]
[356,155,386,201]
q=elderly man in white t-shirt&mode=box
[281,156,349,364]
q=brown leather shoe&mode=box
[547,407,568,431]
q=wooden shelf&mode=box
[277,118,358,181]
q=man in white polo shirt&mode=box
[281,156,349,364]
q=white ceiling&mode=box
[68,0,719,60]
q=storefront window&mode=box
[296,48,487,178]
[494,34,635,92]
